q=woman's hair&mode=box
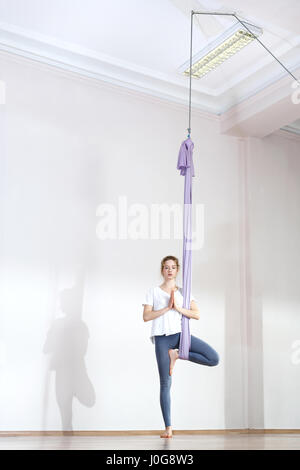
[160,255,180,275]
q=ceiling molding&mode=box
[221,71,299,120]
[0,15,299,138]
[0,22,223,115]
[0,49,220,124]
[1,20,300,118]
[272,128,300,142]
[219,70,300,137]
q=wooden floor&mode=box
[0,433,300,450]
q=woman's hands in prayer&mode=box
[168,290,182,313]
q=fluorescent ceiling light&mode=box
[180,21,263,79]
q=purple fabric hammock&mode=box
[176,137,195,360]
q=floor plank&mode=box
[0,433,299,450]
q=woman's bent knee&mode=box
[210,353,219,366]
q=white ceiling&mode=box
[0,0,300,137]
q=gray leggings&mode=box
[154,332,219,427]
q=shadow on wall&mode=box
[43,269,96,431]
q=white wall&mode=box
[0,52,299,431]
[245,135,300,429]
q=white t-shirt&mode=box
[142,286,196,344]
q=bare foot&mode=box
[160,426,173,438]
[168,349,179,376]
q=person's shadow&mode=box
[43,274,96,431]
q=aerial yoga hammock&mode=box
[176,10,300,361]
[176,137,194,360]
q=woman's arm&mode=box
[143,292,174,322]
[143,305,170,322]
[175,299,200,320]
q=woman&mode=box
[142,255,219,439]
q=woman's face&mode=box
[162,260,178,281]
